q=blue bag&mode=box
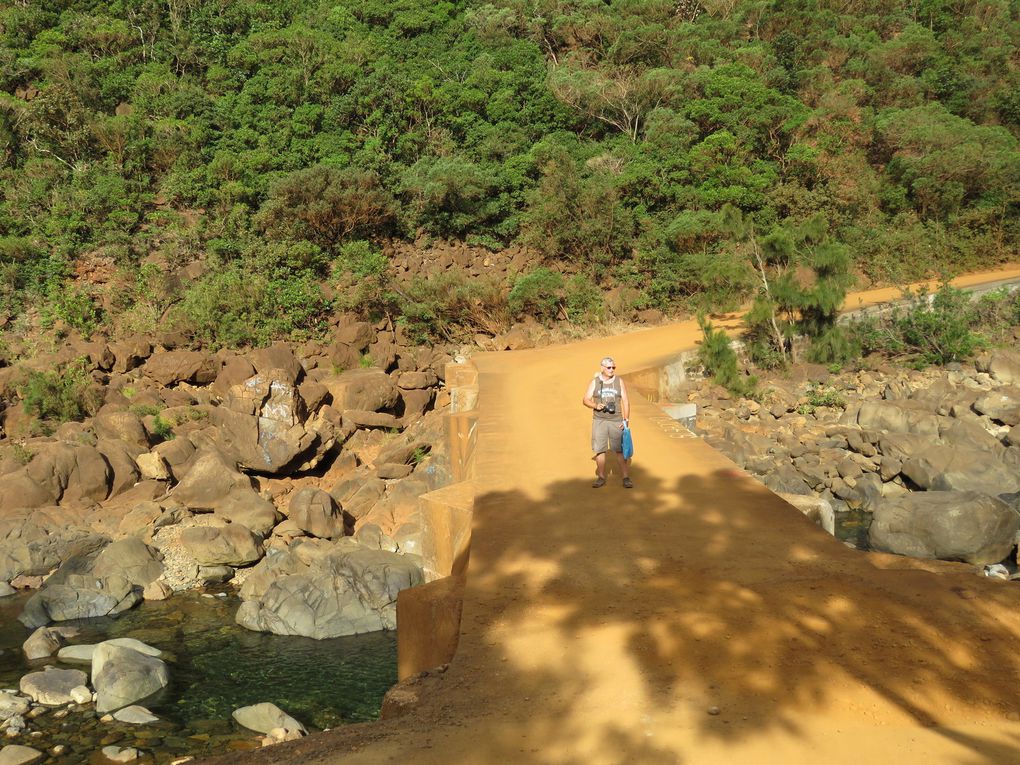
[622,425,634,460]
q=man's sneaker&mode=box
[592,476,607,488]
[622,477,634,489]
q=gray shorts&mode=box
[591,418,623,454]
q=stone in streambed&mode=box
[19,668,88,706]
[112,705,160,724]
[91,643,169,714]
[100,745,139,763]
[21,628,64,660]
[0,693,29,720]
[232,702,306,735]
[0,745,44,765]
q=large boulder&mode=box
[973,388,1020,427]
[214,490,280,537]
[142,351,218,387]
[236,540,424,639]
[856,402,940,436]
[901,445,1020,494]
[0,513,104,583]
[249,344,304,386]
[288,488,343,539]
[108,337,152,374]
[209,374,336,474]
[92,538,163,587]
[179,525,263,566]
[22,627,65,660]
[172,450,251,508]
[19,667,88,706]
[91,642,170,713]
[979,350,1020,385]
[0,444,112,512]
[0,691,30,719]
[321,369,399,412]
[93,409,150,452]
[18,539,150,627]
[96,439,144,497]
[19,573,140,628]
[869,491,1020,565]
[876,432,931,463]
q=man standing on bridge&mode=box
[583,356,633,489]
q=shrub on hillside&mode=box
[396,272,510,344]
[18,358,102,432]
[171,266,332,348]
[697,315,757,399]
[508,267,563,322]
[849,284,986,367]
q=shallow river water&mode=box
[0,590,396,763]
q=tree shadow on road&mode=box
[426,459,1020,763]
[201,457,1020,765]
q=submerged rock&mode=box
[91,643,170,714]
[19,668,88,706]
[231,702,306,735]
[0,745,44,765]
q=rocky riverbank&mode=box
[0,320,456,760]
[690,348,1020,569]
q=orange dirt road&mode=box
[207,266,1020,765]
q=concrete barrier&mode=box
[395,360,478,680]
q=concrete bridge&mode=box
[210,267,1020,765]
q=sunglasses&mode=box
[603,365,616,369]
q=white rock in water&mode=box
[2,714,25,734]
[69,686,92,705]
[101,639,163,658]
[0,744,44,765]
[0,692,30,720]
[56,646,95,664]
[100,746,139,763]
[112,706,159,724]
[232,702,307,735]
[19,668,88,706]
[21,628,63,661]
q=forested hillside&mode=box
[1,0,1018,348]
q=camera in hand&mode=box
[603,401,616,414]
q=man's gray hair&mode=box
[600,357,615,367]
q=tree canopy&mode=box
[1,0,1017,344]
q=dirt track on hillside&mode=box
[204,266,1020,765]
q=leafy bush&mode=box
[697,315,757,399]
[172,266,332,348]
[508,267,563,322]
[970,288,1020,345]
[806,382,846,410]
[849,284,985,367]
[18,358,102,431]
[44,283,105,339]
[806,326,860,366]
[564,275,606,324]
[395,272,510,344]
